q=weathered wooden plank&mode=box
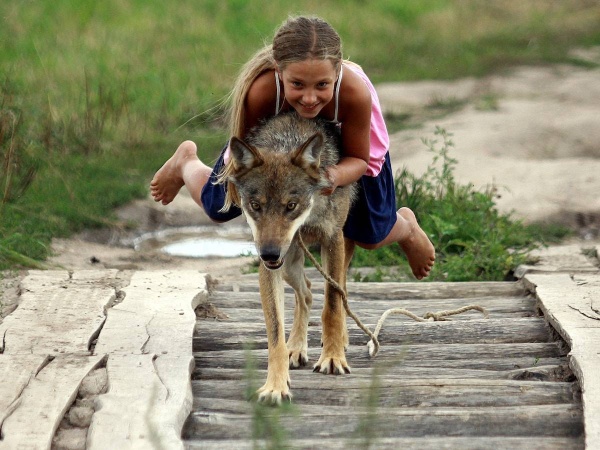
[94,270,208,355]
[524,273,600,450]
[89,270,208,450]
[193,364,573,382]
[0,355,52,434]
[194,342,564,370]
[206,291,535,316]
[0,270,118,354]
[88,354,190,450]
[196,356,567,374]
[203,299,537,327]
[199,293,539,321]
[183,402,583,439]
[344,280,528,298]
[194,318,551,351]
[0,354,104,449]
[193,378,578,408]
[213,279,528,299]
[186,436,584,450]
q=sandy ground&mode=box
[381,62,600,230]
[40,57,600,276]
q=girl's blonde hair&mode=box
[220,16,343,211]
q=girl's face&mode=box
[279,59,338,119]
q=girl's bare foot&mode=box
[150,141,198,205]
[397,207,436,280]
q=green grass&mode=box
[1,0,599,271]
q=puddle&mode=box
[133,226,257,258]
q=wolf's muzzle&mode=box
[260,245,285,270]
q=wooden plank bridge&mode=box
[3,258,597,448]
[183,271,584,449]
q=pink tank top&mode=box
[343,63,390,177]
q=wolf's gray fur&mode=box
[229,112,356,259]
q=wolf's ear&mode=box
[292,132,323,174]
[229,137,263,172]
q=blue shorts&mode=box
[201,146,397,244]
[200,146,243,222]
[343,152,397,245]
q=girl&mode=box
[150,16,435,279]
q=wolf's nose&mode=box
[260,246,281,262]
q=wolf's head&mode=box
[228,132,328,270]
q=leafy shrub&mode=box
[352,127,541,281]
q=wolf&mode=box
[227,112,357,405]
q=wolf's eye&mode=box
[286,202,297,211]
[250,200,261,211]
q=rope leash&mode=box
[297,233,489,358]
[297,234,381,355]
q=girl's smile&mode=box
[279,59,338,119]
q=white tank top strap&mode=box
[333,65,343,123]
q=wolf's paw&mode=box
[256,381,292,406]
[288,348,308,368]
[313,355,351,375]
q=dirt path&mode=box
[46,61,600,274]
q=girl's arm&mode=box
[323,67,372,195]
[244,70,278,134]
[322,156,368,195]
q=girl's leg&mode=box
[355,207,435,280]
[150,140,211,208]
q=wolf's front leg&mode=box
[257,264,291,404]
[314,232,351,375]
[283,245,312,368]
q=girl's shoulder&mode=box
[245,69,278,130]
[247,69,278,103]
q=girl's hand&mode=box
[321,157,368,196]
[321,166,340,196]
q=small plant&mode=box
[351,267,402,283]
[0,85,50,269]
[399,126,541,281]
[353,126,542,281]
[475,93,500,111]
[582,247,599,261]
[426,95,467,115]
[383,111,414,134]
